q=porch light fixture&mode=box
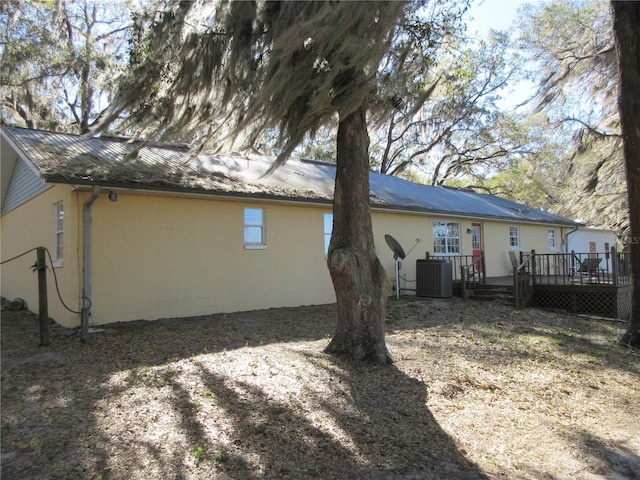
[108,191,118,202]
[466,228,472,234]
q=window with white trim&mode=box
[509,226,520,250]
[433,221,460,254]
[54,202,64,265]
[324,213,333,256]
[244,207,266,248]
[548,229,557,250]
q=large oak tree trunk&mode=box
[325,106,393,364]
[612,1,640,347]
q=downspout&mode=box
[81,185,101,343]
[564,226,580,255]
[563,226,580,275]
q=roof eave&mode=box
[42,174,334,206]
[370,204,582,227]
[44,174,581,227]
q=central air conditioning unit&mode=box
[416,259,453,298]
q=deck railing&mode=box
[460,252,486,300]
[426,252,486,283]
[530,247,631,286]
[423,248,630,307]
[513,250,535,309]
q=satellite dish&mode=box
[385,234,406,260]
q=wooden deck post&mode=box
[531,250,537,286]
[36,247,50,347]
[513,265,519,308]
[611,246,618,286]
[461,265,467,300]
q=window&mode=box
[509,226,520,249]
[548,229,557,250]
[433,221,460,254]
[244,207,266,248]
[324,213,333,256]
[54,202,64,265]
[471,226,481,250]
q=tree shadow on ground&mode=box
[1,308,488,479]
[303,354,489,479]
[576,430,640,479]
[187,355,488,479]
[3,300,637,479]
[385,297,638,377]
[521,430,640,480]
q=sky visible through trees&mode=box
[467,0,535,108]
[0,0,629,242]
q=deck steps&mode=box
[470,283,514,304]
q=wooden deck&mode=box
[482,275,623,287]
[458,275,631,320]
[429,249,631,319]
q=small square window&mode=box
[244,207,266,248]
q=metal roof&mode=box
[1,126,579,226]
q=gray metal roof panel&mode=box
[1,127,579,227]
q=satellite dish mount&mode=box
[385,235,406,299]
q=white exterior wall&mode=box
[566,228,618,255]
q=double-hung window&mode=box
[53,202,64,266]
[548,229,557,250]
[433,221,460,255]
[244,207,266,249]
[509,226,520,250]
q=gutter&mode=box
[81,185,101,343]
[45,176,580,229]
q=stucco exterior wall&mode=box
[86,193,336,326]
[0,185,81,327]
[372,214,571,282]
[2,185,576,328]
[482,221,566,276]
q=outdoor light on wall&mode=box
[466,228,472,234]
[108,191,118,202]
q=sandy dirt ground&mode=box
[2,297,639,479]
